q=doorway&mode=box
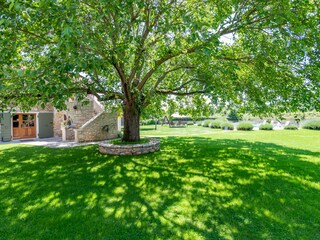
[12,114,37,139]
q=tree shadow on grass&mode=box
[0,137,319,239]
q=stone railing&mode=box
[99,138,160,155]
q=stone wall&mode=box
[66,101,96,128]
[53,110,65,137]
[88,95,104,113]
[53,98,100,138]
[52,96,117,142]
[75,112,118,143]
[12,104,54,113]
[99,139,160,155]
[61,127,76,141]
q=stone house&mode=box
[0,95,119,142]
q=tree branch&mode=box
[155,90,206,96]
[137,46,197,91]
[154,66,195,89]
[16,27,56,44]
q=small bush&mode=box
[141,119,156,125]
[209,120,222,129]
[187,121,194,125]
[196,121,203,126]
[220,122,234,130]
[302,120,320,130]
[259,123,273,130]
[284,124,298,130]
[202,120,212,127]
[237,122,254,131]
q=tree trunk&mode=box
[122,99,140,142]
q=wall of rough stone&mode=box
[88,95,104,114]
[12,104,54,113]
[75,112,118,142]
[53,110,65,137]
[53,99,97,138]
[52,96,117,141]
[99,138,160,155]
[66,101,96,128]
[61,127,76,141]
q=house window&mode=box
[12,115,19,128]
[22,114,29,127]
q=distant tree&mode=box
[228,109,242,121]
[1,0,319,141]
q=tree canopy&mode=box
[1,0,319,140]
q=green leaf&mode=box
[62,26,73,37]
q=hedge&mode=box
[220,122,234,130]
[284,124,298,130]
[237,122,254,131]
[259,123,273,130]
[202,120,212,127]
[302,120,320,130]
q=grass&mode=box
[0,125,319,239]
[111,138,150,145]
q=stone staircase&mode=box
[61,95,118,142]
[75,112,118,142]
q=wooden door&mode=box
[12,114,36,139]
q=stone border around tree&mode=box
[99,138,160,155]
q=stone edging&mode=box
[99,138,160,155]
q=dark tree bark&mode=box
[122,98,141,142]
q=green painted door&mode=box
[38,113,54,138]
[0,113,12,142]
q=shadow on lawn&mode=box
[0,137,320,239]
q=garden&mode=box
[1,1,320,239]
[0,126,319,239]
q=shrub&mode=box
[187,121,194,125]
[302,120,320,130]
[220,122,234,130]
[237,122,254,131]
[259,123,273,130]
[202,120,212,127]
[209,120,222,129]
[284,124,298,130]
[141,119,156,125]
[196,121,203,126]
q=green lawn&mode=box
[0,126,319,239]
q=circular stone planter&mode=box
[99,138,160,155]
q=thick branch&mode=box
[112,62,131,101]
[155,90,206,96]
[169,78,198,92]
[154,66,195,89]
[221,56,253,63]
[137,46,197,91]
[90,90,123,101]
[16,27,56,44]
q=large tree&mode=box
[1,0,319,141]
